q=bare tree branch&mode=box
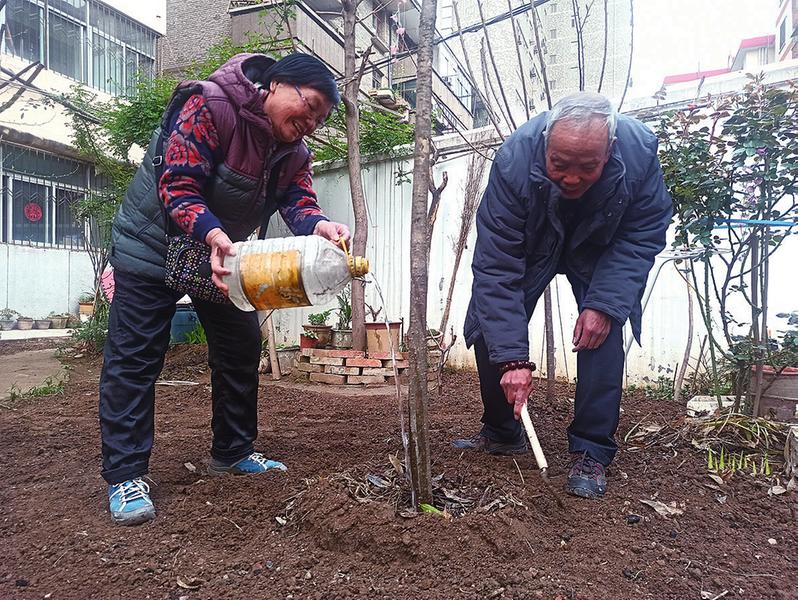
[452,0,505,140]
[597,0,609,92]
[618,0,634,112]
[477,0,517,130]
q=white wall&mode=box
[1,244,95,318]
[265,137,797,383]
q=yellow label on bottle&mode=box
[239,250,310,310]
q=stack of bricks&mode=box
[295,348,439,387]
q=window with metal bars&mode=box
[0,143,106,250]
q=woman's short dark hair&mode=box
[257,53,340,107]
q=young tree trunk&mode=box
[543,287,557,401]
[342,0,370,351]
[406,0,438,507]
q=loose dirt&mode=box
[1,342,795,599]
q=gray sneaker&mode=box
[565,452,607,499]
[451,433,528,455]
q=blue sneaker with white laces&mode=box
[108,478,156,525]
[208,452,287,476]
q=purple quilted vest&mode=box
[181,53,310,241]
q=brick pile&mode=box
[295,348,440,386]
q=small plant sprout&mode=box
[707,449,715,471]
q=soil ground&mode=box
[1,340,796,599]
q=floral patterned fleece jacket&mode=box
[158,94,328,242]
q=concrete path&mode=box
[0,328,73,341]
[0,348,66,402]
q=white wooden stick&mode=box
[520,403,548,472]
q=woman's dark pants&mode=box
[99,269,261,485]
[474,274,624,467]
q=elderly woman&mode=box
[101,53,349,525]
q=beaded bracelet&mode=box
[498,360,537,375]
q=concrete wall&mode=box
[1,244,95,318]
[262,122,797,384]
[161,0,232,73]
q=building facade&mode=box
[0,0,160,317]
[162,0,476,130]
[440,0,631,129]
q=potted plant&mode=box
[16,315,34,330]
[332,287,353,349]
[34,316,52,330]
[303,310,333,347]
[756,312,798,421]
[0,308,17,331]
[299,329,319,350]
[364,304,402,355]
[78,291,95,317]
[47,312,70,329]
[276,343,301,375]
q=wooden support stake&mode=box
[266,314,281,380]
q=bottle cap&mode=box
[340,238,369,277]
[349,256,369,277]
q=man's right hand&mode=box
[500,367,534,420]
[205,228,236,295]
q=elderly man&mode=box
[454,92,672,499]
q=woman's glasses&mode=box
[293,85,328,129]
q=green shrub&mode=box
[184,323,207,345]
[71,312,109,353]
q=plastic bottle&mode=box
[223,236,369,312]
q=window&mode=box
[0,143,101,249]
[88,1,157,96]
[550,29,557,39]
[372,68,384,90]
[49,0,86,22]
[779,18,787,51]
[125,47,154,94]
[395,79,417,108]
[438,0,454,35]
[11,180,49,244]
[4,0,43,63]
[49,12,84,81]
[92,33,124,95]
[374,9,388,42]
[1,0,157,96]
[54,188,85,246]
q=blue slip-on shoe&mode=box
[108,478,156,526]
[565,451,607,499]
[208,452,288,476]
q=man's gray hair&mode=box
[544,92,617,147]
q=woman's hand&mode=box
[500,367,535,420]
[313,220,351,246]
[205,228,236,295]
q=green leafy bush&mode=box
[308,310,332,326]
[184,323,207,345]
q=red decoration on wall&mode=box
[24,202,43,222]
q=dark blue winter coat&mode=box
[464,113,673,364]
